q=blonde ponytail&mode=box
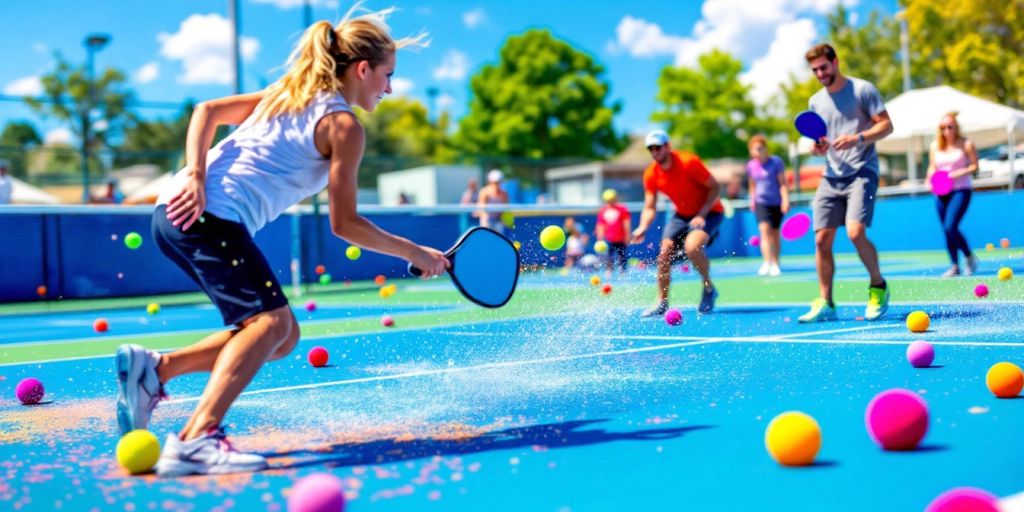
[254,4,427,121]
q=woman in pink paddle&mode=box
[926,112,979,277]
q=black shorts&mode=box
[152,205,288,326]
[663,211,724,245]
[754,204,784,229]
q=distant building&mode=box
[377,165,479,206]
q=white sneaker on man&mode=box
[758,262,770,276]
[155,427,268,477]
[768,263,782,277]
[116,344,165,435]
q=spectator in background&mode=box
[477,169,509,235]
[97,178,125,204]
[927,112,979,277]
[460,178,478,205]
[746,135,790,277]
[561,217,588,272]
[0,159,12,205]
[596,188,631,276]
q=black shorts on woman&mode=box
[152,205,289,326]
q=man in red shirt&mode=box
[596,188,632,276]
[631,130,724,316]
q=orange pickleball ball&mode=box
[986,362,1024,398]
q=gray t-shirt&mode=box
[809,77,886,178]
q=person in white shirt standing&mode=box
[114,6,448,477]
[0,160,12,205]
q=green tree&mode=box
[353,97,452,187]
[904,0,1024,107]
[24,53,134,175]
[0,122,42,177]
[456,29,624,161]
[117,102,194,171]
[827,5,903,99]
[653,50,767,159]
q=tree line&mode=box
[3,0,1020,184]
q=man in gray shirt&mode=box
[798,43,894,323]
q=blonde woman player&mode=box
[114,7,448,476]
[926,112,980,277]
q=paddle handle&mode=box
[408,263,423,277]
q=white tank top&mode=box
[158,91,353,235]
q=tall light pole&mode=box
[82,33,110,204]
[229,0,242,95]
[897,10,917,189]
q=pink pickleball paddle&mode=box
[781,212,811,241]
[930,170,953,196]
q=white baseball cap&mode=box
[487,169,504,183]
[644,129,670,148]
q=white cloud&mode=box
[32,43,48,54]
[611,15,687,58]
[249,0,338,8]
[611,0,858,104]
[415,6,433,16]
[462,8,486,29]
[741,18,818,106]
[437,93,456,110]
[134,62,160,84]
[3,76,43,96]
[390,77,414,96]
[433,50,469,81]
[45,128,74,145]
[158,13,260,85]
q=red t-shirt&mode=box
[597,203,631,243]
[643,150,724,217]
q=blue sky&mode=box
[1,0,898,146]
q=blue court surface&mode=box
[1,254,1024,511]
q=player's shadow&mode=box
[267,419,714,470]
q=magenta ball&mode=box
[681,264,690,273]
[305,300,317,312]
[15,378,45,405]
[307,347,329,368]
[381,315,394,327]
[974,283,989,298]
[906,340,935,368]
[749,235,760,247]
[287,473,345,512]
[925,487,999,512]
[664,309,683,326]
[865,389,929,450]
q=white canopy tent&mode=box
[876,85,1024,186]
[10,177,61,204]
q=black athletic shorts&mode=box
[754,204,784,229]
[152,205,288,326]
[663,211,724,245]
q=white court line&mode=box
[164,339,724,405]
[771,324,894,339]
[744,337,1024,347]
[1000,491,1024,512]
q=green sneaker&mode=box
[798,298,837,323]
[865,285,890,321]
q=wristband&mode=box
[857,133,865,144]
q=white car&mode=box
[976,144,1024,189]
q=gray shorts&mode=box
[812,169,879,230]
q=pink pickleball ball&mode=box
[906,341,935,368]
[925,487,999,512]
[865,388,929,450]
[305,300,317,312]
[381,315,394,327]
[749,235,760,247]
[974,284,989,298]
[287,473,345,512]
[16,377,45,405]
[664,308,683,326]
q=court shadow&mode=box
[804,460,839,468]
[267,419,714,470]
[716,307,791,315]
[920,365,944,369]
[886,444,949,454]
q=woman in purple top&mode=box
[746,135,790,276]
[926,112,979,277]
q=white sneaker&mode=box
[965,254,980,276]
[116,344,165,435]
[155,427,268,477]
[768,263,781,277]
[758,262,770,276]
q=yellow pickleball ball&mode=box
[590,275,601,286]
[998,267,1013,281]
[146,303,160,315]
[765,411,821,466]
[116,429,160,474]
[539,226,566,251]
[345,246,362,260]
[601,188,617,202]
[500,211,516,229]
[906,311,930,333]
[513,241,521,251]
[594,240,609,254]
